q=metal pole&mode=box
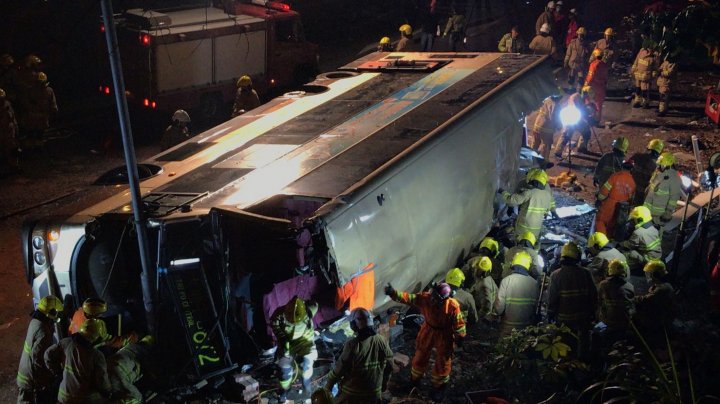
[100,0,156,334]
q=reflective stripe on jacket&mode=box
[326,332,393,399]
[17,313,55,390]
[503,187,554,238]
[620,223,662,260]
[44,334,111,404]
[632,48,658,82]
[494,271,539,334]
[548,264,597,329]
[565,38,589,71]
[644,168,683,220]
[453,288,478,325]
[532,97,561,135]
[393,291,466,338]
[271,301,319,357]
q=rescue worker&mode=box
[494,251,539,336]
[555,87,597,156]
[443,7,466,52]
[17,295,63,404]
[564,9,579,48]
[596,160,636,238]
[629,139,664,205]
[378,37,393,52]
[644,151,683,225]
[500,168,555,239]
[634,260,674,338]
[271,296,319,402]
[530,94,563,162]
[0,54,18,101]
[590,27,617,66]
[396,24,414,51]
[547,242,597,358]
[593,136,628,188]
[552,1,567,52]
[468,256,498,321]
[656,54,677,116]
[584,48,609,121]
[586,231,627,283]
[107,335,153,404]
[630,41,658,108]
[597,259,635,341]
[619,206,662,274]
[502,231,541,279]
[44,319,112,403]
[231,75,260,118]
[445,268,479,325]
[418,4,438,52]
[498,26,525,53]
[325,308,393,403]
[161,109,191,151]
[467,236,503,284]
[564,27,589,91]
[535,1,556,36]
[18,71,57,146]
[529,23,559,60]
[68,298,107,335]
[384,282,465,401]
[0,87,20,175]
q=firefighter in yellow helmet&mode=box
[531,94,563,162]
[271,296,319,402]
[396,24,414,51]
[17,295,63,403]
[590,27,616,65]
[468,256,498,321]
[501,168,555,239]
[597,259,635,340]
[629,139,664,205]
[502,231,541,279]
[378,36,393,52]
[445,268,478,324]
[564,26,590,92]
[107,335,154,403]
[231,75,261,118]
[586,231,627,283]
[634,260,674,338]
[68,298,107,335]
[656,53,677,116]
[631,39,659,108]
[619,206,662,273]
[18,70,57,147]
[593,136,628,188]
[494,251,539,335]
[44,319,112,403]
[643,151,683,224]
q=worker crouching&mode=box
[107,335,154,404]
[385,282,465,402]
[619,206,662,274]
[494,252,539,336]
[596,160,636,238]
[643,152,683,225]
[445,268,479,325]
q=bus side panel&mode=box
[156,40,213,92]
[215,30,266,84]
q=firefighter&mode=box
[0,87,20,175]
[378,37,393,52]
[272,296,319,402]
[325,308,393,403]
[584,48,609,121]
[593,136,628,188]
[502,231,541,279]
[468,236,503,284]
[107,335,153,404]
[68,298,108,335]
[443,7,466,52]
[656,55,677,116]
[552,1,567,53]
[18,71,57,146]
[17,295,63,404]
[0,54,18,101]
[161,109,191,151]
[630,41,658,108]
[547,242,597,358]
[529,23,559,60]
[396,24,414,51]
[445,268,479,325]
[44,319,112,403]
[619,206,662,274]
[586,232,627,283]
[634,259,674,337]
[468,256,498,321]
[597,259,635,340]
[384,282,465,401]
[555,87,597,156]
[564,9,579,48]
[494,251,539,336]
[231,75,261,118]
[530,94,563,162]
[564,27,589,91]
[596,160,636,238]
[498,26,525,53]
[644,152,683,224]
[501,168,555,239]
[535,1,556,36]
[590,27,617,66]
[629,139,664,205]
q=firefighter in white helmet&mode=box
[160,109,191,151]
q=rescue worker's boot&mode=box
[631,90,642,108]
[658,101,667,116]
[430,384,447,402]
[554,134,571,158]
[641,94,650,109]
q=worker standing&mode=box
[502,231,541,279]
[656,55,677,116]
[325,308,393,404]
[161,109,191,151]
[593,136,628,188]
[385,282,465,402]
[445,268,479,325]
[17,295,63,404]
[547,242,597,359]
[498,26,525,53]
[468,256,498,321]
[629,139,664,205]
[231,75,261,118]
[18,71,57,147]
[0,54,18,101]
[0,88,20,175]
[586,232,627,283]
[634,260,674,340]
[494,252,539,336]
[396,24,414,51]
[590,28,617,66]
[501,168,555,239]
[378,37,393,52]
[271,296,319,402]
[619,206,662,274]
[596,160,636,238]
[564,9,579,48]
[44,319,112,403]
[552,1,567,53]
[564,27,589,92]
[535,2,556,36]
[443,7,466,52]
[555,87,596,155]
[630,42,658,108]
[529,23,558,60]
[530,95,562,162]
[597,259,635,344]
[107,336,153,404]
[584,48,609,121]
[644,152,683,225]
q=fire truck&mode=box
[99,0,319,118]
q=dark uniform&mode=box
[44,334,112,404]
[108,339,152,404]
[598,276,635,333]
[17,312,56,404]
[231,88,261,117]
[548,263,597,357]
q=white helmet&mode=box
[172,109,191,123]
[547,1,555,9]
[540,23,551,34]
[556,0,563,5]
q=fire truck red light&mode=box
[144,98,150,106]
[104,87,110,95]
[151,101,157,108]
[100,24,105,33]
[141,34,151,46]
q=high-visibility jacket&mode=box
[593,151,623,187]
[584,59,609,119]
[453,288,478,325]
[598,276,635,331]
[498,33,525,53]
[17,312,55,391]
[629,152,657,205]
[271,301,318,357]
[634,282,675,331]
[644,168,683,222]
[597,170,636,237]
[620,222,662,261]
[494,269,539,335]
[502,186,554,239]
[656,60,677,92]
[502,246,541,279]
[326,330,393,401]
[107,340,152,404]
[548,264,597,330]
[565,38,589,72]
[529,34,558,59]
[44,334,112,404]
[587,245,627,283]
[532,97,562,136]
[631,48,658,82]
[590,38,616,65]
[470,276,498,319]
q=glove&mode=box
[384,283,396,297]
[661,211,673,222]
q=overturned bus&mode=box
[23,52,556,388]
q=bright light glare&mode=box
[560,106,581,126]
[680,174,692,189]
[537,254,545,269]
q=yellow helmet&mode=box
[399,24,412,36]
[37,295,64,320]
[604,27,614,36]
[576,27,587,35]
[588,232,609,250]
[0,88,5,99]
[643,259,667,278]
[140,335,155,345]
[607,259,629,277]
[445,267,466,287]
[612,136,629,153]
[560,241,581,260]
[237,75,252,88]
[284,296,308,324]
[511,251,532,270]
[379,36,390,45]
[82,298,108,318]
[517,231,537,247]
[479,237,500,257]
[527,168,548,187]
[647,139,664,154]
[657,152,675,168]
[629,206,652,226]
[311,388,335,404]
[475,256,493,273]
[592,48,603,58]
[79,318,109,344]
[38,72,47,83]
